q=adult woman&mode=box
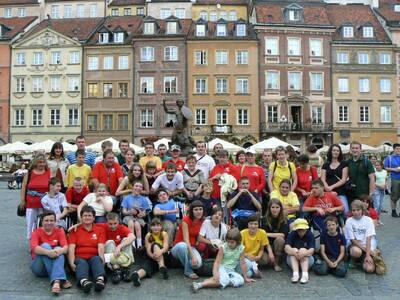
[20,154,51,239]
[321,144,349,215]
[235,150,246,167]
[262,199,289,272]
[295,154,318,202]
[171,201,205,279]
[182,155,205,201]
[68,206,106,293]
[30,210,71,295]
[77,183,113,223]
[47,142,69,192]
[270,179,300,223]
[121,148,136,176]
[116,163,149,196]
[212,143,224,164]
[242,150,266,195]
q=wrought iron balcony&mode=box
[210,125,233,135]
[260,122,333,133]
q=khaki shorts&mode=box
[391,179,400,202]
[123,215,146,227]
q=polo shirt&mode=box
[241,228,269,257]
[160,155,172,163]
[139,155,162,170]
[347,156,375,198]
[66,150,96,168]
[65,186,90,205]
[97,223,132,246]
[209,162,235,199]
[285,230,315,250]
[68,224,106,259]
[91,161,124,195]
[162,159,186,172]
[174,216,203,246]
[269,161,296,191]
[320,231,346,260]
[384,154,400,180]
[270,190,299,219]
[65,164,91,187]
[30,227,67,259]
[303,192,343,215]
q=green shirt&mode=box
[221,243,244,271]
[347,156,375,198]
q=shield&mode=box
[181,106,193,120]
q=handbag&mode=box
[17,204,26,217]
[334,174,356,195]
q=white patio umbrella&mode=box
[247,137,299,153]
[206,138,243,153]
[129,143,144,154]
[0,141,31,154]
[154,138,171,150]
[28,140,56,153]
[61,142,77,152]
[340,143,378,153]
[377,144,393,152]
[86,138,120,153]
[316,145,330,154]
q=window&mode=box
[310,39,322,56]
[216,50,228,65]
[237,108,249,125]
[76,4,85,17]
[359,78,370,93]
[111,9,119,16]
[395,4,400,12]
[124,8,131,16]
[118,55,129,69]
[216,77,228,94]
[103,56,113,70]
[338,78,349,92]
[68,108,79,125]
[118,114,129,130]
[210,11,217,21]
[164,46,178,61]
[140,77,154,94]
[289,10,300,21]
[51,51,61,64]
[363,26,373,38]
[338,106,349,122]
[50,109,61,126]
[216,24,226,37]
[229,10,237,21]
[343,26,353,38]
[4,8,12,18]
[195,109,207,125]
[236,24,246,37]
[236,77,248,94]
[236,50,248,65]
[161,76,176,93]
[379,53,391,64]
[144,22,155,34]
[32,77,43,92]
[18,8,26,17]
[310,73,323,91]
[89,4,97,17]
[359,106,370,122]
[99,33,109,44]
[311,106,323,124]
[103,115,113,130]
[87,115,98,130]
[88,56,99,70]
[288,38,300,55]
[267,106,278,122]
[160,8,171,19]
[33,52,43,65]
[51,5,60,18]
[216,109,228,125]
[69,51,80,64]
[50,76,61,92]
[140,47,154,61]
[64,5,72,18]
[114,32,124,43]
[196,24,206,37]
[265,38,278,55]
[68,76,80,91]
[266,71,279,89]
[336,51,349,64]
[288,72,301,90]
[16,77,25,92]
[32,108,43,126]
[140,109,154,127]
[195,78,207,94]
[15,109,24,126]
[358,52,369,64]
[380,78,391,93]
[137,7,144,15]
[219,11,227,19]
[88,83,98,97]
[194,50,207,65]
[200,11,209,21]
[16,53,25,65]
[103,83,113,97]
[118,83,128,98]
[175,8,185,19]
[167,22,177,34]
[380,105,392,123]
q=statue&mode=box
[163,99,195,156]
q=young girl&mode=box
[121,148,136,176]
[193,181,219,217]
[129,218,169,286]
[358,195,379,228]
[77,183,113,223]
[116,163,150,197]
[373,161,387,219]
[192,228,255,292]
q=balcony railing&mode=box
[261,122,333,133]
[211,125,233,135]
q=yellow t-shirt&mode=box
[139,155,162,170]
[269,161,296,191]
[65,164,91,187]
[240,228,269,257]
[270,190,299,219]
[146,231,166,246]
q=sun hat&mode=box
[292,218,309,231]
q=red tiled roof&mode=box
[375,0,400,22]
[45,0,103,2]
[0,16,37,40]
[194,0,248,5]
[109,0,145,6]
[0,0,38,4]
[187,20,257,40]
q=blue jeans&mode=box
[314,260,347,277]
[95,216,107,223]
[75,256,105,282]
[30,243,66,283]
[171,242,202,277]
[373,189,385,214]
[338,195,349,217]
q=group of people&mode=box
[18,135,399,295]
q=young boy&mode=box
[151,163,184,197]
[65,149,91,187]
[121,181,152,248]
[65,177,90,223]
[40,177,68,229]
[240,214,274,278]
[314,216,347,277]
[193,181,219,217]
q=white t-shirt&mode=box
[345,215,377,250]
[83,193,113,217]
[152,172,184,192]
[194,153,215,181]
[199,218,227,240]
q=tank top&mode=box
[147,231,164,245]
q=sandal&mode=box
[62,280,72,289]
[51,280,61,295]
[186,273,199,279]
[80,279,93,293]
[94,277,105,292]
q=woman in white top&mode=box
[77,183,113,223]
[47,142,69,192]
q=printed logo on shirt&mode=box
[91,233,98,240]
[53,240,58,243]
[116,235,121,241]
[253,172,258,177]
[225,167,230,172]
[111,168,115,173]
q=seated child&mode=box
[41,177,68,229]
[192,228,255,292]
[192,181,220,217]
[151,163,184,198]
[65,177,90,224]
[77,183,113,223]
[350,195,379,228]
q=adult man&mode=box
[139,142,162,170]
[347,142,375,202]
[162,145,185,172]
[94,140,118,164]
[157,143,171,163]
[66,136,96,167]
[260,149,273,214]
[193,141,215,181]
[384,143,400,217]
[117,139,130,165]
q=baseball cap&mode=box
[170,144,181,151]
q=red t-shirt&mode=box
[239,165,266,194]
[30,227,67,259]
[65,186,90,205]
[295,166,318,197]
[68,224,106,259]
[26,169,51,208]
[91,162,124,196]
[304,192,343,215]
[210,162,235,199]
[97,223,132,246]
[173,216,203,246]
[163,159,186,172]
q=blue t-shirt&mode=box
[66,150,96,167]
[384,154,400,180]
[122,194,151,212]
[154,199,181,222]
[229,190,260,212]
[285,230,315,250]
[320,231,346,260]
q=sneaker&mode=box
[391,211,399,218]
[291,274,299,283]
[300,274,309,284]
[81,279,93,293]
[130,272,141,287]
[94,278,105,292]
[121,268,131,282]
[378,220,384,226]
[159,266,169,280]
[192,282,201,293]
[111,269,122,284]
[251,261,262,278]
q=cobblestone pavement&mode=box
[0,182,399,300]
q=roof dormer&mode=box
[113,26,126,43]
[165,15,180,35]
[143,16,158,35]
[362,23,374,38]
[98,27,111,44]
[341,23,353,38]
[196,18,207,37]
[284,3,303,22]
[216,19,227,37]
[235,19,247,37]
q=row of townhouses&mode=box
[1,0,400,149]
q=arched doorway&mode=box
[243,142,253,149]
[311,137,324,149]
